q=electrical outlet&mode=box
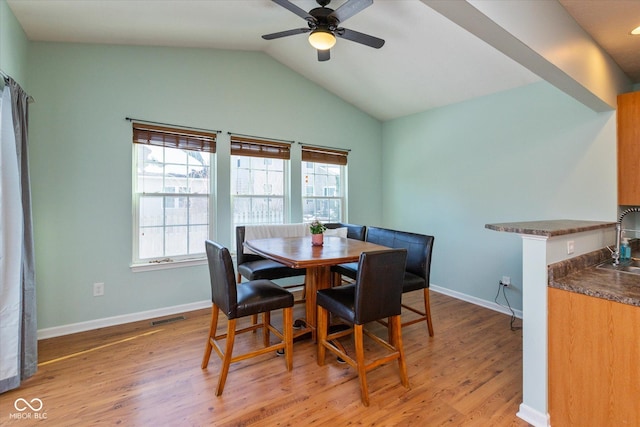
[501,276,511,286]
[567,240,575,255]
[93,282,104,297]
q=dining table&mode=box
[243,235,390,340]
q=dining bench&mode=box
[331,226,435,336]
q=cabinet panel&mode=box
[548,287,640,427]
[618,91,640,205]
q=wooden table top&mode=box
[244,236,390,269]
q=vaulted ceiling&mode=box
[7,0,639,121]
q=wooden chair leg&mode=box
[391,315,409,388]
[262,311,270,347]
[283,307,293,371]
[201,304,219,368]
[216,318,237,396]
[317,306,328,366]
[423,288,434,337]
[354,324,370,406]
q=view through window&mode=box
[230,135,290,231]
[132,123,215,263]
[301,145,347,223]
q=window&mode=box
[132,122,216,264]
[301,145,348,223]
[231,135,290,228]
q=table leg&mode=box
[304,265,331,341]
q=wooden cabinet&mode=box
[548,287,640,426]
[618,91,640,205]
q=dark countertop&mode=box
[548,246,640,307]
[485,219,615,237]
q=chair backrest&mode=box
[236,226,265,266]
[205,240,239,318]
[354,249,407,325]
[365,227,434,284]
[324,222,366,241]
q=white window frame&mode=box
[302,160,346,223]
[131,141,216,271]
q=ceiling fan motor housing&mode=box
[308,7,339,32]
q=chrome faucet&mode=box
[612,207,640,265]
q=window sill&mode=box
[130,257,207,273]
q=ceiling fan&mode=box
[262,0,385,61]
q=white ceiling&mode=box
[6,0,638,121]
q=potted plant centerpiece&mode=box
[309,220,326,246]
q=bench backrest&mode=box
[324,222,366,241]
[365,226,434,281]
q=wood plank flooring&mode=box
[1,291,529,426]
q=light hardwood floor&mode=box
[1,291,529,426]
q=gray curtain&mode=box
[0,76,37,393]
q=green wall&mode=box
[0,0,28,86]
[26,42,382,330]
[382,82,617,310]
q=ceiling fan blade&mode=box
[262,28,311,40]
[271,0,314,21]
[336,28,385,48]
[318,49,330,62]
[329,0,373,23]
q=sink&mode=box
[596,259,640,275]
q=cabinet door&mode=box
[548,287,640,426]
[618,91,640,205]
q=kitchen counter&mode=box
[548,246,640,307]
[485,219,614,237]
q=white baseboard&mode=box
[517,403,550,427]
[37,300,211,340]
[430,284,523,319]
[37,285,521,340]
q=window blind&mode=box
[132,122,217,153]
[301,145,348,166]
[230,135,291,160]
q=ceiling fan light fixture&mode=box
[308,30,336,50]
[632,25,640,35]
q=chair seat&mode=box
[402,272,425,293]
[237,259,305,281]
[235,280,294,319]
[316,284,356,324]
[330,262,358,278]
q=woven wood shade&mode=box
[132,122,217,153]
[301,145,348,165]
[230,135,291,160]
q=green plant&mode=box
[309,220,326,235]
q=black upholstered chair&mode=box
[323,222,366,241]
[331,226,435,336]
[317,249,409,406]
[236,226,306,284]
[201,240,294,396]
